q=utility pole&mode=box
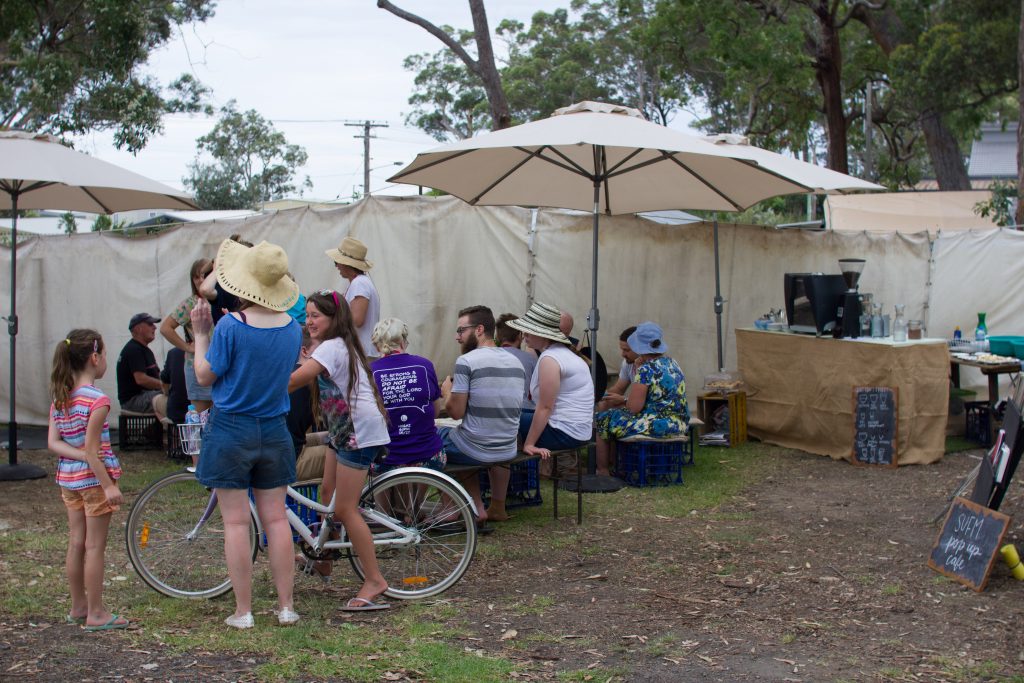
[345,120,388,197]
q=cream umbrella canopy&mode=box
[0,131,199,480]
[389,102,881,371]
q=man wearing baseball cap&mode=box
[116,313,167,420]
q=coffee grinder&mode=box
[832,258,865,338]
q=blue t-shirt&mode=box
[206,314,302,417]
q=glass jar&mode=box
[892,304,908,342]
[907,319,923,340]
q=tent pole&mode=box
[1,189,45,481]
[588,178,600,382]
[713,214,724,371]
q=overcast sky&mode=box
[72,1,571,201]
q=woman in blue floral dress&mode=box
[595,321,689,476]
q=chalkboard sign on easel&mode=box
[928,497,1011,592]
[852,386,898,467]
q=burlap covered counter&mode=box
[736,329,949,465]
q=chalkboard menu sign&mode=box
[852,386,898,467]
[928,497,1011,591]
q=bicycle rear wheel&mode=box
[350,470,477,599]
[126,470,257,599]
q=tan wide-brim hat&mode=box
[216,239,300,312]
[325,236,374,271]
[506,302,572,345]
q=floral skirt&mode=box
[596,408,686,440]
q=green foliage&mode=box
[184,101,312,210]
[0,0,215,152]
[90,214,129,232]
[58,212,77,235]
[974,181,1019,228]
[403,28,491,140]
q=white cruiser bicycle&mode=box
[125,424,478,600]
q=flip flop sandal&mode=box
[83,614,129,631]
[341,597,391,612]
[66,614,86,625]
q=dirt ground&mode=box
[1,444,1022,682]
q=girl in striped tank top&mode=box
[47,329,129,631]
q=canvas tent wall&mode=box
[825,191,998,233]
[1,194,1019,427]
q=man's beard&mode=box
[461,333,478,355]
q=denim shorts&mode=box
[336,444,386,471]
[184,355,212,402]
[195,408,296,490]
[438,427,510,467]
[518,410,589,450]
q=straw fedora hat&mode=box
[506,302,572,345]
[215,239,299,312]
[325,236,374,271]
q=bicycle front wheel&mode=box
[126,470,257,599]
[350,470,477,599]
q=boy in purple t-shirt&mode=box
[370,319,444,470]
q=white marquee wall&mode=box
[2,195,1020,425]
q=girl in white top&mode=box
[289,289,391,611]
[508,302,594,460]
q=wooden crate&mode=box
[697,391,747,447]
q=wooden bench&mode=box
[444,445,587,525]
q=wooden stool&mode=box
[118,410,163,450]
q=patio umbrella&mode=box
[389,101,881,372]
[0,130,198,480]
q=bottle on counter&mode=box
[953,326,962,341]
[870,303,884,338]
[975,312,987,341]
[893,304,907,342]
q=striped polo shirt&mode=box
[447,347,525,462]
[51,385,122,490]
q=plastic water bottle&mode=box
[185,405,200,454]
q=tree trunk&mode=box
[853,3,972,190]
[1017,0,1024,226]
[378,0,511,132]
[920,112,971,190]
[468,0,511,130]
[810,3,848,174]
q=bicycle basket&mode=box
[177,423,203,456]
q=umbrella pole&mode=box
[713,214,724,372]
[1,190,45,481]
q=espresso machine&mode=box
[832,258,866,338]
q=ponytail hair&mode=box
[307,291,387,417]
[51,329,104,411]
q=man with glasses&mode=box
[438,305,525,527]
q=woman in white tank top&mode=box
[507,303,594,459]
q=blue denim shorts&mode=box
[184,354,212,402]
[195,408,296,490]
[518,410,589,450]
[336,445,386,471]
[438,427,502,467]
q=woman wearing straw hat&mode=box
[594,322,690,476]
[191,239,303,629]
[326,236,380,358]
[507,302,594,501]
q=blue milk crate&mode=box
[252,482,321,544]
[615,438,687,487]
[479,458,542,508]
